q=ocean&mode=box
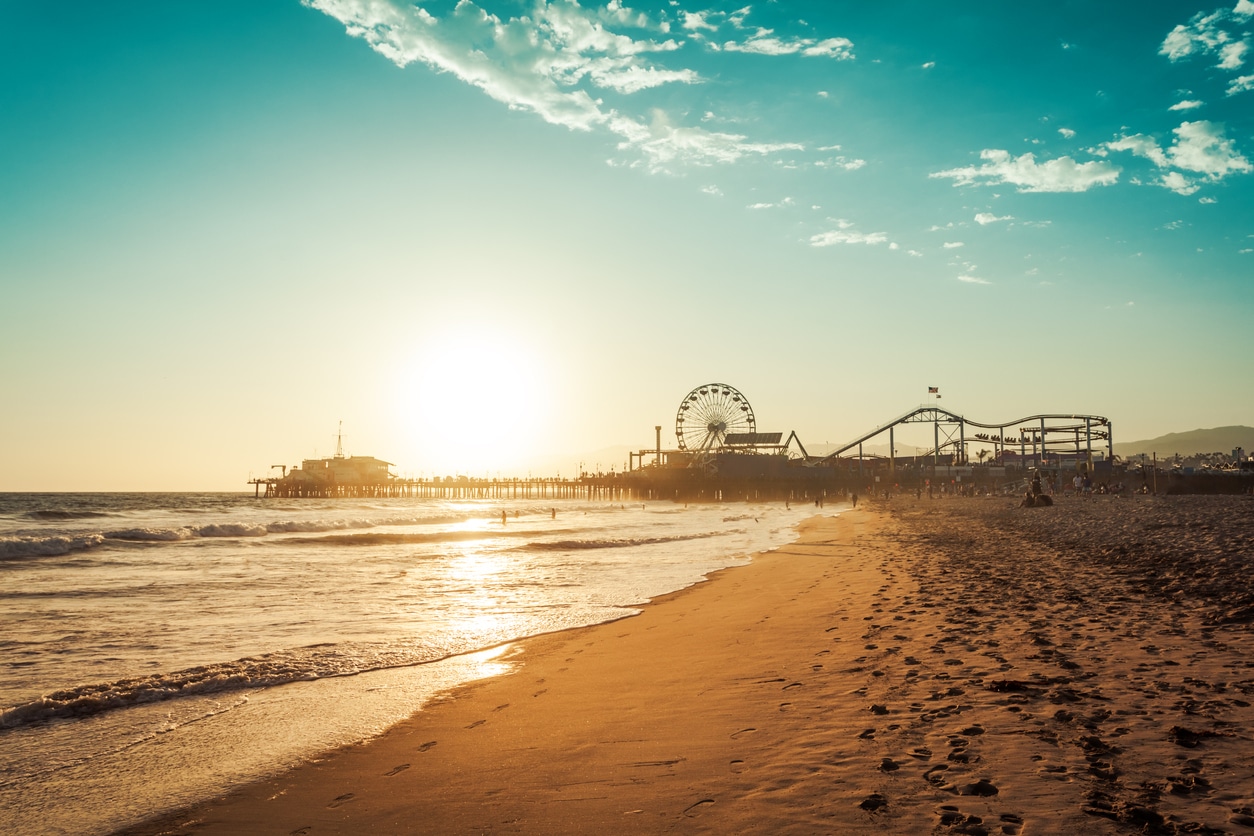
[0,492,815,835]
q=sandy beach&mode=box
[119,495,1254,835]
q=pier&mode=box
[249,475,635,502]
[250,388,1133,502]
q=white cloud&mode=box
[723,29,855,59]
[943,241,965,248]
[957,274,990,285]
[1058,127,1076,139]
[1108,120,1252,183]
[1219,40,1250,69]
[1169,120,1252,176]
[682,11,718,32]
[700,185,723,196]
[817,156,866,170]
[1229,74,1254,94]
[1170,99,1205,110]
[304,0,697,132]
[922,61,935,69]
[304,0,817,171]
[1106,134,1170,168]
[907,250,923,257]
[1161,9,1231,62]
[810,221,889,246]
[931,149,1120,192]
[1199,195,1218,203]
[1161,5,1253,75]
[974,212,1014,225]
[1160,171,1200,195]
[609,111,804,170]
[747,197,794,209]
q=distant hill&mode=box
[1113,426,1254,458]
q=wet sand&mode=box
[120,495,1254,835]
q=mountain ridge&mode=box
[1113,426,1253,458]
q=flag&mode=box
[928,386,938,394]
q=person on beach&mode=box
[852,492,858,508]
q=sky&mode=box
[2,1,1252,490]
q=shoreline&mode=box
[119,496,1254,834]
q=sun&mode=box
[393,327,554,476]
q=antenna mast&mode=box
[335,421,344,459]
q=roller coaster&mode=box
[634,383,1112,476]
[813,404,1112,470]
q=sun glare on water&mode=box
[394,328,554,475]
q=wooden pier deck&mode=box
[248,476,634,501]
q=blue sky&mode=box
[2,1,1251,489]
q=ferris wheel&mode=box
[675,383,756,452]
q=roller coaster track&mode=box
[817,405,1111,463]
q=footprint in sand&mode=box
[384,763,410,776]
[466,719,486,729]
[289,829,312,835]
[958,778,999,797]
[1000,812,1025,834]
[729,759,748,774]
[730,727,757,739]
[327,793,355,808]
[682,799,715,817]
[418,741,437,752]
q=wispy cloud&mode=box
[810,219,889,246]
[816,155,866,170]
[1106,120,1252,194]
[1229,74,1254,94]
[974,212,1014,225]
[943,241,965,248]
[931,150,1120,192]
[1170,99,1205,110]
[747,197,795,209]
[1161,3,1254,82]
[957,274,990,285]
[303,0,813,171]
[722,29,855,59]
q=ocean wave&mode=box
[103,523,269,541]
[0,642,451,730]
[23,510,114,521]
[104,527,195,542]
[0,534,106,560]
[281,528,539,547]
[520,531,732,551]
[192,523,269,538]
